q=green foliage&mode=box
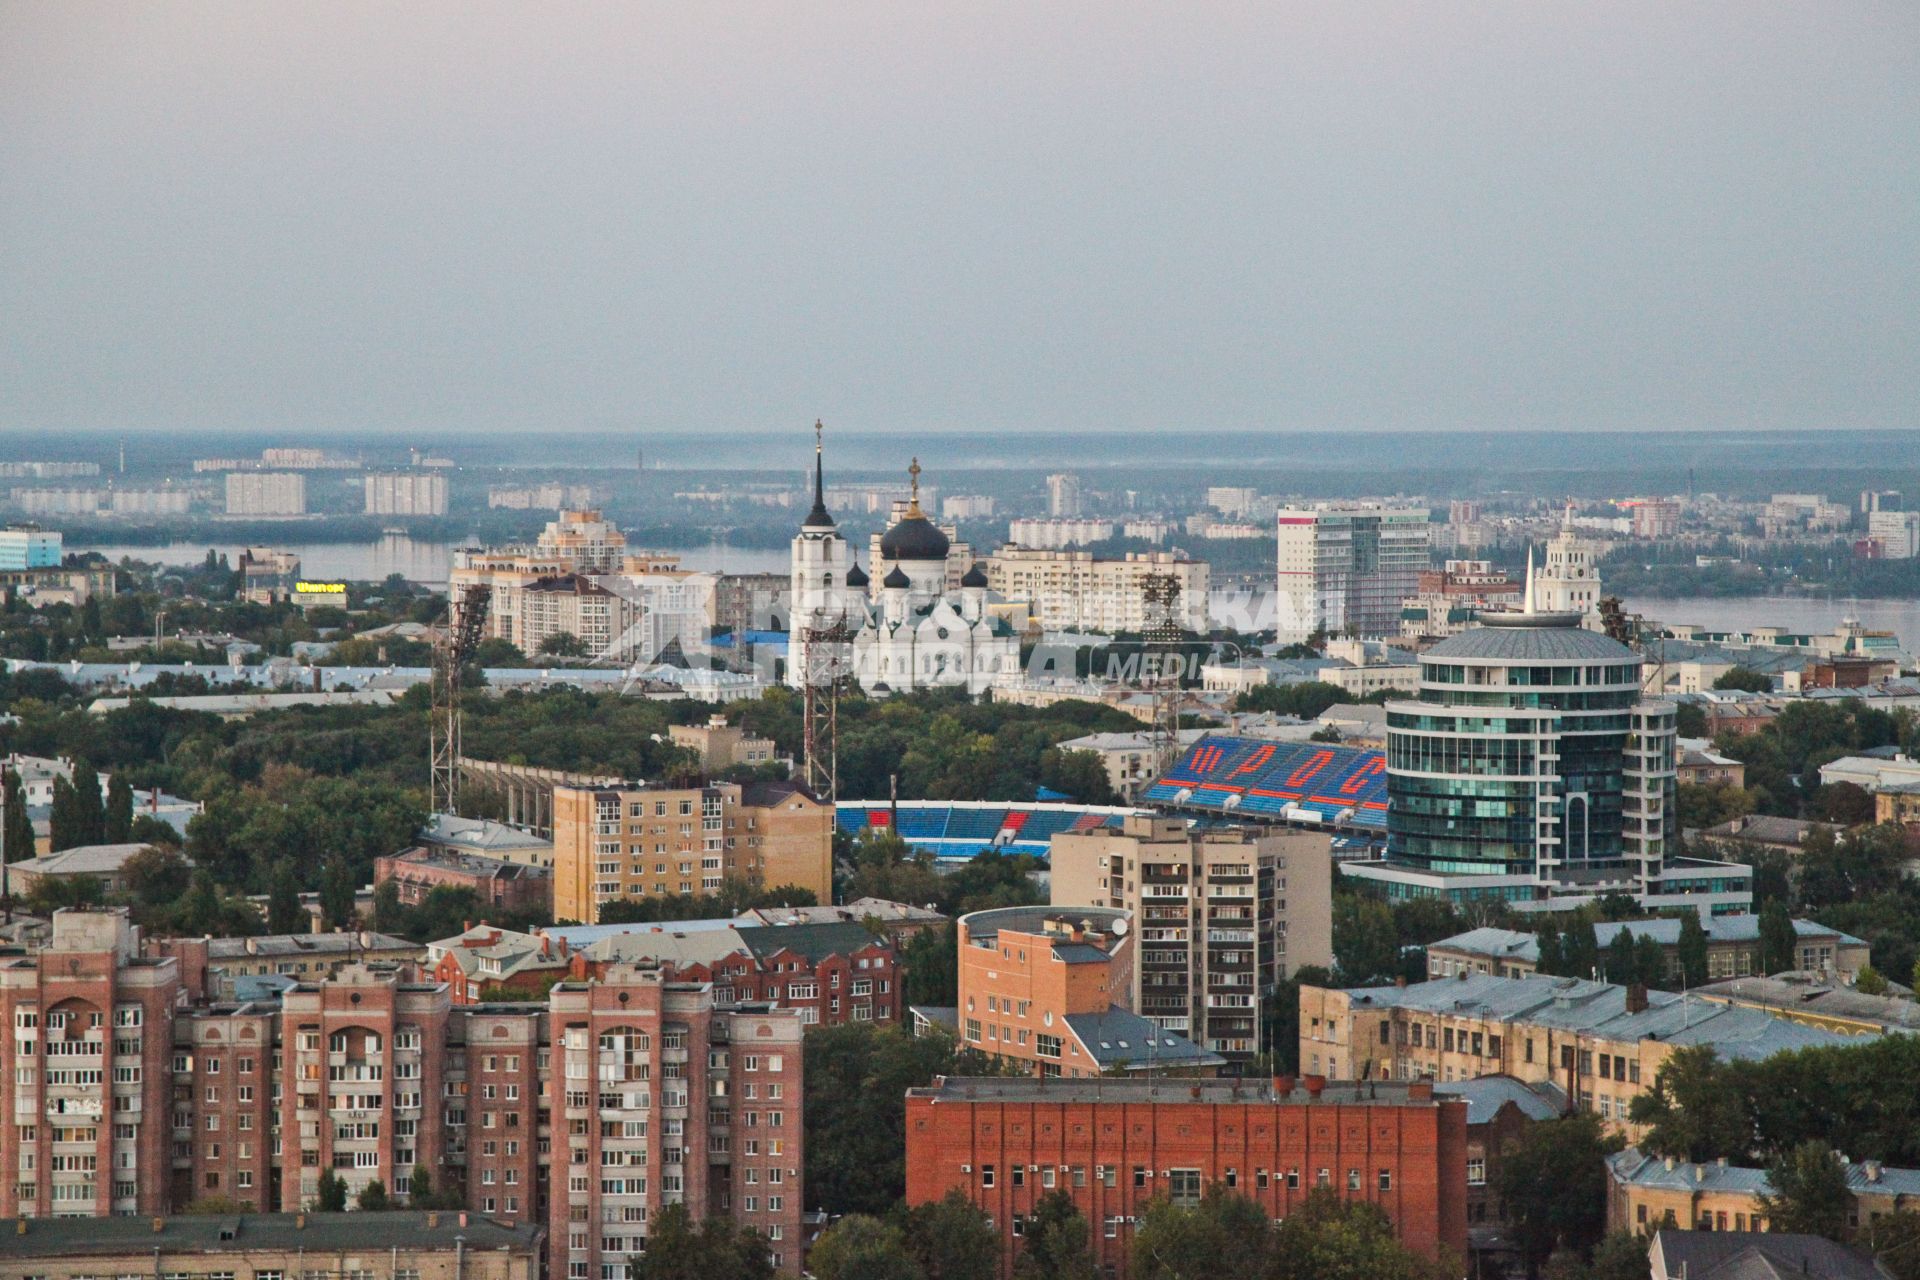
[407,1162,464,1210]
[320,858,358,931]
[805,1023,1004,1218]
[24,872,106,915]
[1627,1046,1751,1163]
[1037,747,1119,804]
[104,772,134,843]
[842,830,1041,920]
[902,1190,1001,1280]
[1712,667,1774,693]
[1864,1211,1920,1280]
[1676,912,1710,989]
[266,861,308,934]
[1631,1036,1920,1168]
[901,920,958,1008]
[1678,782,1757,831]
[808,1214,924,1280]
[1856,964,1891,996]
[1759,1141,1852,1240]
[537,631,588,657]
[1332,893,1400,984]
[1013,1190,1098,1280]
[1760,897,1798,973]
[1128,1186,1454,1280]
[1587,1231,1653,1280]
[314,1170,347,1212]
[633,1201,774,1280]
[355,1178,390,1211]
[1494,1113,1625,1270]
[1,768,31,862]
[1232,681,1348,721]
[1811,781,1877,825]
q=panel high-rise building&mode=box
[224,471,306,516]
[1048,816,1333,1060]
[1274,505,1430,642]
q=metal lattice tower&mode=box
[801,617,854,802]
[431,582,492,814]
[1140,571,1186,778]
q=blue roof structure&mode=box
[1142,734,1387,830]
[835,800,1140,862]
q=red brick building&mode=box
[906,1075,1468,1277]
[430,920,905,1025]
[375,846,553,917]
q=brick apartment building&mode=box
[375,846,553,917]
[2,912,806,1279]
[906,1075,1467,1277]
[552,780,834,922]
[954,905,1221,1077]
[429,920,904,1027]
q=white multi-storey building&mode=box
[224,472,306,516]
[364,472,449,516]
[1005,517,1114,550]
[1274,504,1431,642]
[987,547,1208,634]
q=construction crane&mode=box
[430,582,492,815]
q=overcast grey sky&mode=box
[2,2,1916,437]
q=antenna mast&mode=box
[431,582,492,814]
[1140,571,1186,778]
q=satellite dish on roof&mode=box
[1110,916,1129,936]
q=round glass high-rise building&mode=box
[1366,605,1702,910]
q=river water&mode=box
[1623,596,1920,646]
[74,535,792,585]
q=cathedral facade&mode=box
[787,429,1019,696]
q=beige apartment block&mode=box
[552,780,833,922]
[1049,814,1333,1060]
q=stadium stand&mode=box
[1143,734,1387,831]
[836,800,1142,861]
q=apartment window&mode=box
[1378,1170,1392,1192]
[1466,1158,1486,1186]
[981,1165,995,1188]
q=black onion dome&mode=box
[960,563,988,588]
[845,563,869,588]
[882,565,911,589]
[879,513,950,562]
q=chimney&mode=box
[152,1217,165,1233]
[1626,984,1649,1014]
[1273,1074,1295,1098]
[1304,1075,1326,1098]
[427,1213,439,1229]
[296,1213,307,1230]
[1866,1161,1883,1183]
[1694,1164,1706,1183]
[541,936,551,957]
[14,1219,24,1235]
[1395,975,1407,988]
[459,1211,469,1228]
[1407,1079,1433,1102]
